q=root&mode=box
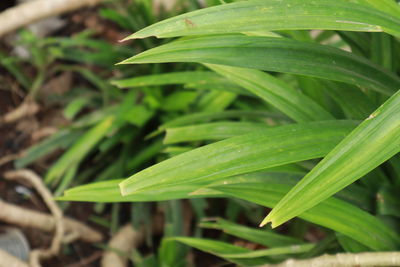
[0,98,39,124]
[261,251,400,267]
[5,170,64,264]
[0,197,102,243]
[101,224,144,267]
[0,0,104,37]
[0,153,23,167]
[1,169,102,266]
[65,251,102,267]
[0,249,29,267]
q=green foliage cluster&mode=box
[6,0,400,266]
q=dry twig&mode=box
[0,0,104,37]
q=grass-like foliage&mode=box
[30,0,400,265]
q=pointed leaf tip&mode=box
[119,32,152,42]
[118,181,129,196]
[115,58,131,65]
[119,34,135,42]
[259,216,271,228]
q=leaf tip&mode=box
[259,217,271,228]
[115,59,128,65]
[118,181,129,196]
[119,31,153,42]
[119,34,136,42]
[109,80,118,86]
[259,213,280,228]
[116,55,142,65]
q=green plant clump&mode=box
[14,0,400,266]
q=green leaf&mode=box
[200,218,304,248]
[171,236,314,265]
[161,91,198,111]
[58,171,301,203]
[196,91,237,112]
[0,52,31,89]
[126,140,165,171]
[322,81,376,119]
[169,237,268,266]
[147,109,285,140]
[352,0,400,18]
[60,170,397,250]
[111,71,224,88]
[336,233,370,253]
[119,35,400,95]
[206,64,333,122]
[376,185,400,218]
[63,98,90,120]
[119,121,357,195]
[208,178,400,250]
[45,116,115,185]
[184,78,252,96]
[263,90,400,228]
[15,129,82,168]
[164,122,270,144]
[122,0,400,40]
[58,179,208,202]
[218,244,315,258]
[161,110,282,129]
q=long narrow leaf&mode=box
[111,71,224,88]
[206,64,333,122]
[119,121,357,195]
[58,171,302,203]
[119,35,400,95]
[207,179,400,250]
[352,0,400,17]
[164,122,270,144]
[161,110,284,129]
[169,237,268,266]
[262,90,400,228]
[45,116,115,185]
[59,171,396,250]
[122,0,400,40]
[200,218,304,247]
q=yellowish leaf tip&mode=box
[119,34,135,42]
[119,32,150,42]
[259,213,280,228]
[118,181,128,196]
[115,58,130,65]
[259,216,271,228]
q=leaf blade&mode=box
[209,179,400,250]
[164,122,270,144]
[263,90,400,228]
[206,64,334,122]
[123,0,400,39]
[119,121,357,195]
[120,35,400,95]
